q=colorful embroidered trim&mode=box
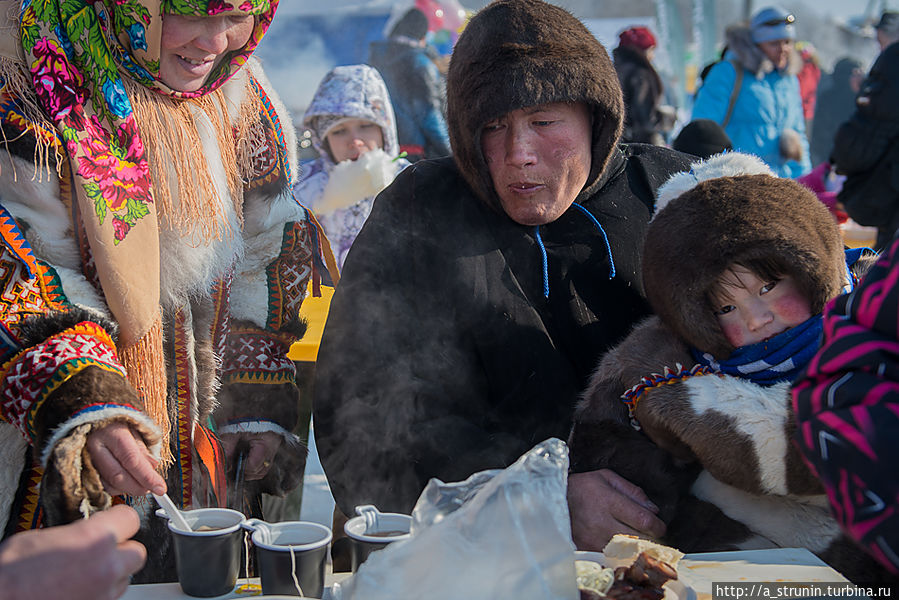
[0,321,125,443]
[620,363,717,431]
[13,462,43,534]
[0,91,64,158]
[221,328,296,385]
[170,309,193,509]
[247,74,289,188]
[265,221,314,331]
[0,204,38,279]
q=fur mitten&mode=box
[318,149,397,214]
[779,129,804,162]
[39,367,161,526]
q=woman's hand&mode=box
[219,431,283,481]
[86,422,166,496]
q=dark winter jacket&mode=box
[369,37,450,161]
[832,44,899,246]
[810,58,861,166]
[614,45,665,145]
[313,0,694,516]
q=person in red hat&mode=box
[614,26,670,145]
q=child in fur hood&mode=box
[294,64,411,267]
[567,152,890,583]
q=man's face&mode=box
[480,102,592,226]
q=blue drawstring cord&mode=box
[534,204,616,300]
[571,203,616,281]
[534,225,550,299]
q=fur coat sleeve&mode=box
[569,316,824,525]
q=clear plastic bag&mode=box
[331,438,578,600]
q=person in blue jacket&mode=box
[692,6,811,178]
[369,8,451,162]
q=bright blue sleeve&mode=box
[691,61,737,125]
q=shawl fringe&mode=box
[119,314,171,469]
[124,77,256,241]
[0,55,64,182]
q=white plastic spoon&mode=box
[153,492,192,532]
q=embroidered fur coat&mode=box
[0,49,324,582]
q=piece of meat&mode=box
[604,580,665,600]
[617,552,678,588]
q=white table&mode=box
[124,548,849,599]
[678,548,852,600]
[122,571,351,599]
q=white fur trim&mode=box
[691,470,841,553]
[653,152,775,218]
[40,406,162,468]
[230,190,309,328]
[0,423,27,534]
[684,376,791,495]
[53,266,112,318]
[157,100,243,311]
[0,155,82,272]
[218,420,303,446]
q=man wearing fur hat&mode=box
[314,0,691,542]
[692,6,811,177]
[568,152,887,582]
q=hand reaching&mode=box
[568,469,666,551]
[86,422,166,497]
[219,431,283,481]
[0,504,146,600]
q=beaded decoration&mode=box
[620,363,718,430]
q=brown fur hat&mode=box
[642,152,847,358]
[446,0,624,212]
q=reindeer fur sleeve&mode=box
[633,363,824,497]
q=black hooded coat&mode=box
[313,0,692,516]
[832,44,899,248]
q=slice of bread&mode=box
[602,534,684,567]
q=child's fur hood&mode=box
[643,153,847,358]
[446,0,623,213]
[724,24,802,78]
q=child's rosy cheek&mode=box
[774,296,813,322]
[720,321,745,347]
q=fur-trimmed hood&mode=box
[642,153,847,358]
[446,0,623,213]
[302,64,401,168]
[724,24,802,78]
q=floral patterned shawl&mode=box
[17,0,276,348]
[13,0,277,443]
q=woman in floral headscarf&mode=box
[0,0,336,581]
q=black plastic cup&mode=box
[249,521,332,598]
[344,505,412,572]
[158,507,247,598]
